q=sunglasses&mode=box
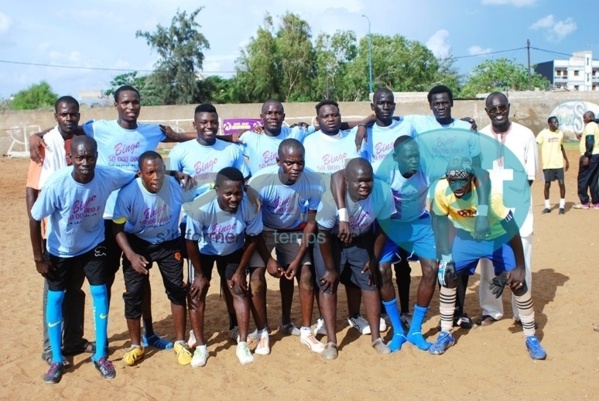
[486,104,509,115]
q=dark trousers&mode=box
[577,154,599,204]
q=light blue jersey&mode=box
[249,164,324,230]
[362,119,416,171]
[239,125,313,175]
[113,176,195,244]
[184,194,263,256]
[303,129,363,174]
[403,115,479,181]
[31,165,135,257]
[317,179,395,235]
[82,119,167,219]
[168,138,250,182]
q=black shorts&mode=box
[315,233,376,293]
[543,168,564,182]
[104,220,122,276]
[47,243,108,291]
[122,235,187,319]
[189,248,245,282]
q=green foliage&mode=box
[10,81,58,110]
[461,58,550,98]
[103,72,161,106]
[136,8,210,104]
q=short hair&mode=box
[372,88,394,102]
[547,116,558,123]
[194,103,218,115]
[54,96,79,111]
[278,138,305,158]
[70,135,97,154]
[215,167,245,187]
[114,85,140,103]
[486,91,508,106]
[346,157,373,176]
[427,85,453,103]
[393,135,416,152]
[315,99,339,114]
[261,99,284,113]
[446,157,474,179]
[138,151,162,169]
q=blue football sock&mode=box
[382,298,405,336]
[90,284,109,361]
[407,304,431,350]
[46,289,65,363]
[383,298,407,352]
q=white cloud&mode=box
[530,15,577,41]
[481,0,536,6]
[0,12,11,33]
[468,45,492,55]
[426,29,451,58]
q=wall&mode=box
[3,90,599,155]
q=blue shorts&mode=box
[452,231,516,275]
[379,213,436,262]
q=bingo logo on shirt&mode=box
[374,128,530,250]
[108,141,141,165]
[69,195,101,223]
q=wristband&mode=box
[338,208,349,222]
[477,205,488,217]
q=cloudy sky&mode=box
[0,0,593,100]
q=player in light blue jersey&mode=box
[29,85,196,351]
[248,139,325,355]
[113,151,197,367]
[184,167,263,366]
[315,158,394,359]
[238,100,314,175]
[30,136,135,383]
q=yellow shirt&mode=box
[536,128,564,169]
[579,121,599,156]
[433,179,510,240]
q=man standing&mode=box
[113,151,194,367]
[537,116,569,214]
[573,111,599,209]
[477,92,537,326]
[248,139,325,354]
[429,156,546,360]
[184,167,263,366]
[26,96,92,366]
[315,158,394,359]
[31,136,135,383]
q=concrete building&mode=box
[535,50,599,91]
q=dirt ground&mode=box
[1,149,598,401]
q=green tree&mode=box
[276,13,315,101]
[136,8,210,104]
[432,54,463,97]
[461,58,550,98]
[103,72,161,106]
[10,81,58,110]
[234,14,282,103]
[314,30,358,100]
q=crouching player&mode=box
[184,167,263,366]
[315,158,394,360]
[30,136,135,383]
[429,157,547,360]
[113,151,196,367]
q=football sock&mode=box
[90,284,109,361]
[439,286,457,333]
[407,305,431,350]
[514,290,536,337]
[544,199,550,209]
[559,198,565,208]
[47,289,65,363]
[382,298,406,352]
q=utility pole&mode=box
[362,14,373,95]
[527,39,531,89]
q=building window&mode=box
[574,85,580,90]
[574,70,579,76]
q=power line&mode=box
[0,59,236,74]
[451,47,526,60]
